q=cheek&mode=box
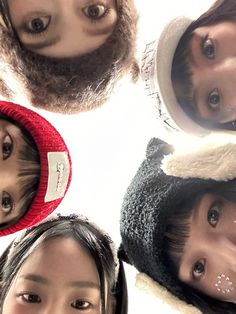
[1,289,23,314]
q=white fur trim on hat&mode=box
[136,273,201,314]
[162,134,236,181]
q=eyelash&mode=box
[201,35,216,60]
[2,191,14,215]
[2,133,13,161]
[17,292,41,303]
[191,259,206,281]
[87,7,111,24]
[207,199,222,228]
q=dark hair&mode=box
[0,214,128,314]
[164,179,236,313]
[171,0,236,131]
[0,0,138,113]
[0,113,40,230]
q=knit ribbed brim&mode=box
[0,101,72,236]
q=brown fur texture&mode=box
[0,0,138,113]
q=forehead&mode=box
[15,237,100,284]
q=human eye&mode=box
[202,36,215,60]
[208,200,221,228]
[2,134,13,160]
[83,4,109,20]
[71,299,91,310]
[18,293,41,303]
[192,259,206,280]
[2,191,13,214]
[25,16,51,34]
[207,88,220,111]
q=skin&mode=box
[188,21,236,124]
[0,119,26,225]
[7,0,118,58]
[2,237,102,314]
[179,193,236,302]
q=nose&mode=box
[56,0,80,18]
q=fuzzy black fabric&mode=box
[120,138,221,303]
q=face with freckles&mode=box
[2,237,103,314]
[187,21,236,125]
[178,193,236,302]
[6,0,118,58]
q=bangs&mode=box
[164,194,202,276]
[171,32,196,120]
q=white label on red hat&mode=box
[44,152,70,202]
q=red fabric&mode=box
[0,101,72,236]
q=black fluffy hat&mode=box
[120,137,226,304]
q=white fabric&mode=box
[136,273,201,314]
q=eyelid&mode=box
[201,34,217,60]
[207,88,221,110]
[19,15,51,37]
[83,7,111,24]
[191,259,206,281]
[2,132,13,161]
[2,191,15,216]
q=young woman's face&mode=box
[2,237,102,313]
[0,119,26,226]
[179,193,236,302]
[188,21,236,124]
[7,0,118,58]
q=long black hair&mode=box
[0,214,128,314]
[172,0,236,131]
[164,179,236,314]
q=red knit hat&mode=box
[0,101,72,236]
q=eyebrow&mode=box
[24,35,61,51]
[20,274,100,289]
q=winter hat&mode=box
[0,101,72,236]
[120,137,236,307]
[141,17,204,137]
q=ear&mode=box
[146,138,174,159]
[162,134,236,181]
[136,273,201,314]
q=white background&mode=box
[0,1,214,313]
